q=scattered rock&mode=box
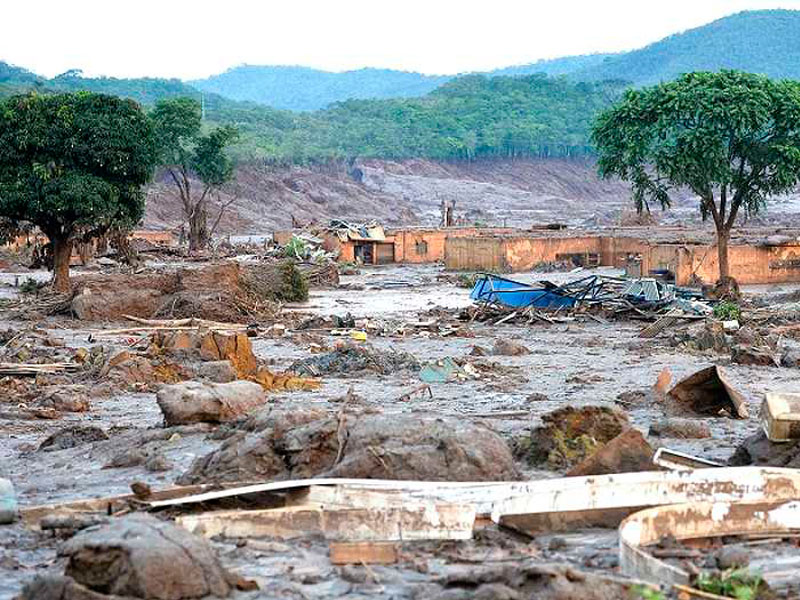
[492,339,531,356]
[780,348,800,368]
[156,380,266,426]
[429,562,634,600]
[716,545,750,570]
[649,418,712,439]
[60,513,233,599]
[731,344,778,367]
[728,431,800,467]
[567,428,655,477]
[654,367,672,394]
[16,575,126,600]
[38,426,109,451]
[517,406,630,470]
[196,360,237,383]
[179,410,518,484]
[526,393,549,402]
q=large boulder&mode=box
[517,406,630,470]
[157,380,266,426]
[178,410,518,484]
[59,514,233,599]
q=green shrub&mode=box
[696,568,762,600]
[276,260,309,303]
[713,301,741,321]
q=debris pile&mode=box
[289,342,420,377]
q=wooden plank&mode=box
[176,503,476,542]
[330,541,398,565]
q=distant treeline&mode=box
[1,64,625,163]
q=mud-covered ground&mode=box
[0,262,797,599]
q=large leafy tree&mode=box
[0,92,156,291]
[592,70,800,287]
[150,98,238,252]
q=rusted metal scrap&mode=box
[620,499,800,588]
[668,365,749,419]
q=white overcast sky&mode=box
[4,0,800,80]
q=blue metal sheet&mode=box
[470,275,577,309]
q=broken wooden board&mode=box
[652,447,723,471]
[147,478,516,513]
[20,483,233,527]
[491,467,800,534]
[620,499,800,589]
[329,541,399,565]
[176,503,476,542]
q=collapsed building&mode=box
[277,223,800,286]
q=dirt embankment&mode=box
[143,157,800,235]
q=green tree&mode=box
[150,98,238,251]
[0,92,156,291]
[592,71,800,288]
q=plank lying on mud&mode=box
[177,503,476,541]
[329,541,399,565]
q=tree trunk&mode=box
[188,202,209,252]
[51,236,73,293]
[716,226,732,289]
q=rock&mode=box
[492,339,531,356]
[429,562,633,600]
[469,345,489,357]
[519,406,630,470]
[649,418,712,439]
[567,428,654,477]
[729,430,800,467]
[198,332,258,378]
[60,513,233,599]
[0,478,17,524]
[105,353,157,387]
[156,380,266,426]
[716,545,750,569]
[196,360,237,383]
[781,348,800,368]
[731,344,778,367]
[654,367,672,394]
[179,410,518,484]
[38,426,109,451]
[526,393,549,402]
[38,388,91,413]
[16,575,127,600]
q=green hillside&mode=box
[191,66,451,111]
[572,9,800,85]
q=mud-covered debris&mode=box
[59,513,234,599]
[420,357,477,383]
[492,339,531,356]
[38,426,109,451]
[289,342,419,377]
[178,410,518,484]
[156,380,266,426]
[429,561,634,600]
[649,418,712,439]
[668,365,748,418]
[730,344,778,366]
[16,574,126,600]
[517,406,630,470]
[728,430,800,468]
[195,360,237,383]
[567,428,654,477]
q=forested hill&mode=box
[190,66,451,112]
[190,10,800,109]
[571,10,800,85]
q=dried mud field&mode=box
[1,262,798,599]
